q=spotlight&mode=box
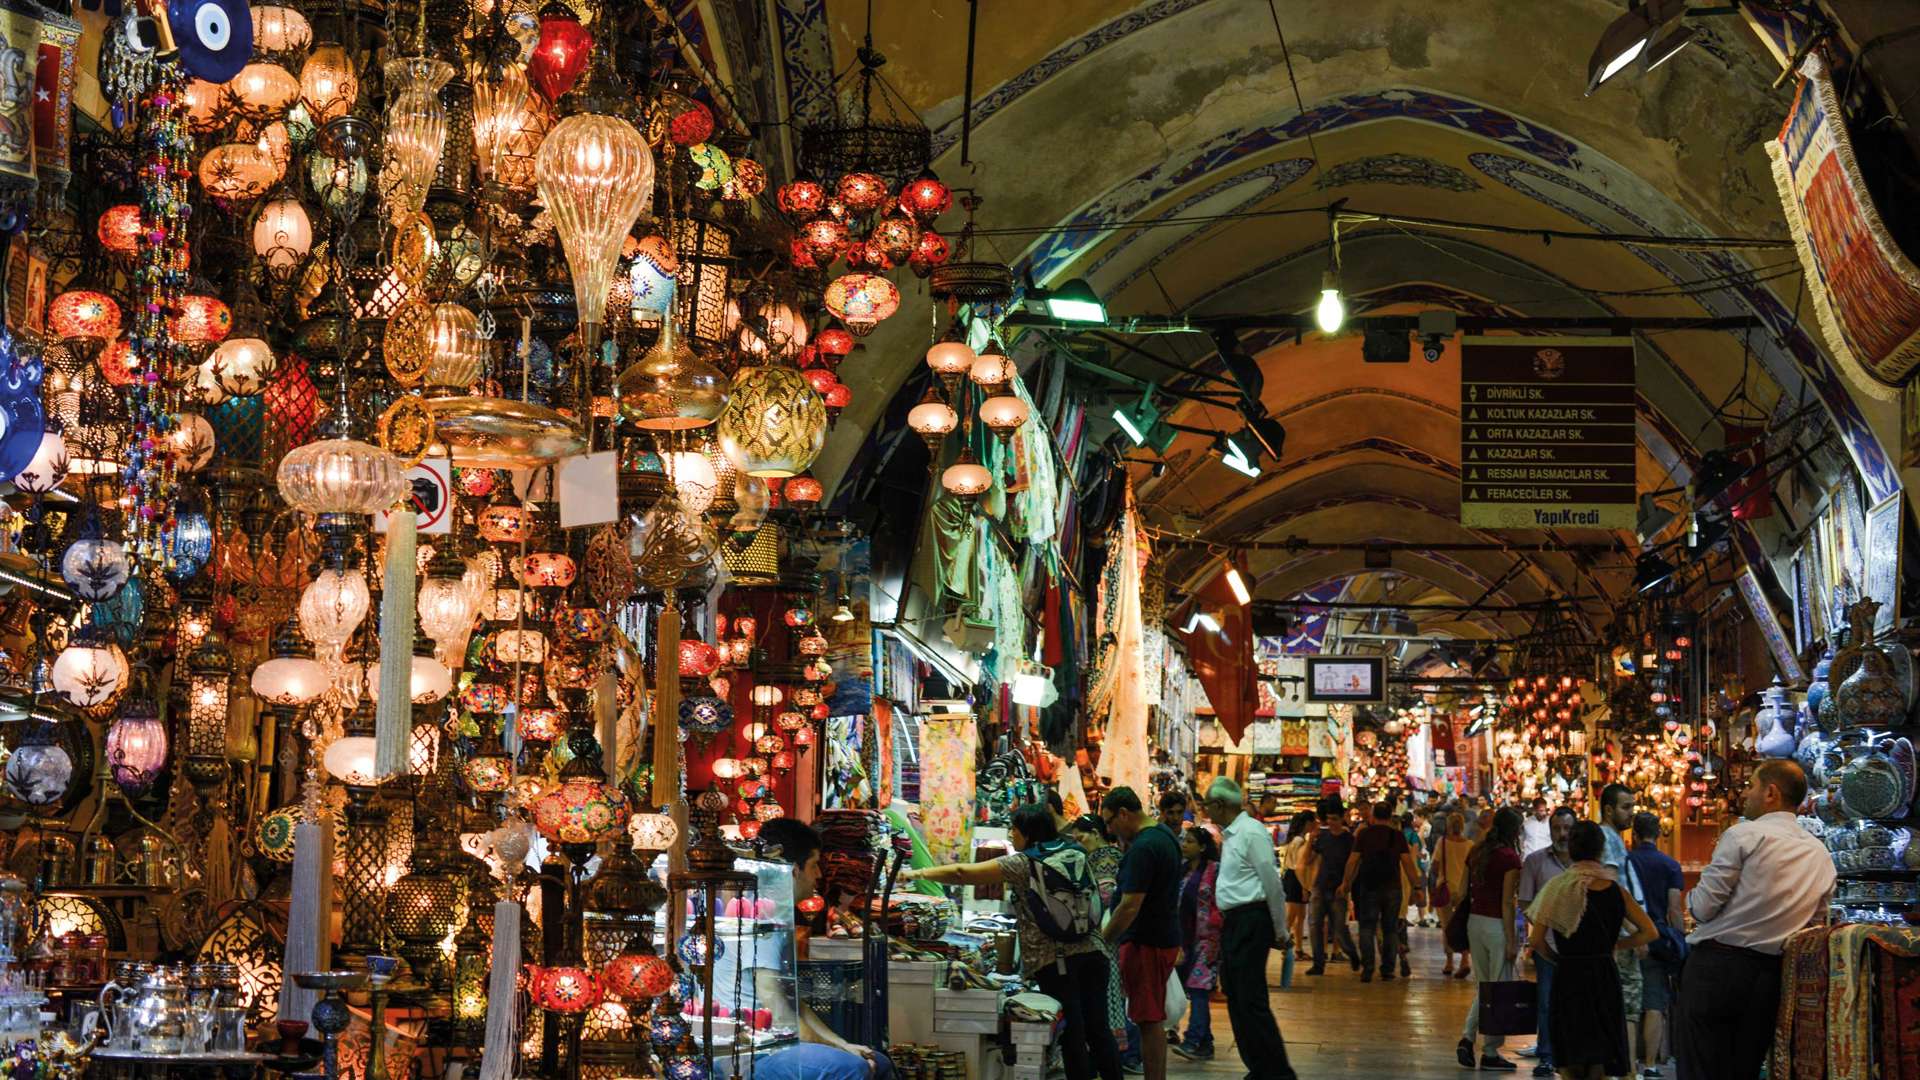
[1041,277,1107,324]
[1420,333,1445,363]
[1112,391,1176,453]
[1633,550,1679,594]
[1314,270,1346,334]
[1585,0,1686,95]
[1214,433,1261,478]
[1239,412,1288,462]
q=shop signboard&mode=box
[1460,336,1637,529]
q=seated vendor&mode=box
[753,817,894,1080]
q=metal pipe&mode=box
[960,0,979,165]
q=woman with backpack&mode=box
[1170,826,1221,1062]
[1453,807,1525,1072]
[1068,814,1130,1047]
[902,804,1122,1080]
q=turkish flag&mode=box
[1176,566,1257,744]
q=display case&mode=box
[665,854,801,1079]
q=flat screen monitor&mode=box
[1304,655,1385,704]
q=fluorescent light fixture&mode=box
[1113,391,1175,452]
[1044,278,1107,324]
[1113,407,1148,445]
[1314,270,1345,334]
[1216,433,1260,477]
[1585,0,1685,95]
[1224,564,1251,606]
[1181,610,1221,634]
[1645,24,1693,69]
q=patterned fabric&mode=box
[1088,844,1123,909]
[917,717,977,867]
[1876,947,1920,1080]
[1183,863,1221,991]
[1774,927,1829,1080]
[1770,924,1920,1080]
[1769,53,1920,395]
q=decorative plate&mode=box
[1894,738,1917,808]
[1840,754,1905,820]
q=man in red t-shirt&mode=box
[1338,801,1423,982]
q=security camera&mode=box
[1421,334,1445,363]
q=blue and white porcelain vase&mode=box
[1838,600,1905,731]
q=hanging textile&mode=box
[1058,762,1090,819]
[1769,53,1920,398]
[1176,562,1259,743]
[1096,484,1150,797]
[875,698,895,808]
[917,714,978,866]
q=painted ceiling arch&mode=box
[794,0,1901,511]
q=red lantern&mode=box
[800,218,847,264]
[47,291,122,341]
[678,639,722,678]
[603,951,673,1001]
[803,368,837,395]
[899,171,952,220]
[100,338,139,386]
[843,238,893,272]
[798,895,825,914]
[815,327,854,358]
[788,237,818,269]
[527,964,604,1014]
[870,213,918,264]
[823,382,852,411]
[810,703,829,721]
[528,2,592,102]
[793,726,816,748]
[739,818,763,839]
[775,711,805,732]
[777,177,827,219]
[910,230,951,275]
[519,552,578,588]
[171,295,232,345]
[518,707,566,742]
[772,751,796,771]
[836,172,887,211]
[667,100,715,146]
[784,475,823,508]
[98,204,143,257]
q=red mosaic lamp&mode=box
[527,962,604,1014]
[528,1,592,102]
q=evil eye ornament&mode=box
[168,0,253,84]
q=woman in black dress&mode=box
[1524,821,1659,1080]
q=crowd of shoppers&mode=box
[897,765,1831,1080]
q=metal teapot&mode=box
[119,965,191,1055]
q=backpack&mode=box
[1018,839,1099,944]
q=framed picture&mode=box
[1737,564,1805,683]
[1865,493,1904,635]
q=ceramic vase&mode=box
[1837,600,1905,730]
[1755,677,1797,757]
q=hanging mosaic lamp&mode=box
[615,315,727,430]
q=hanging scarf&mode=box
[1524,858,1615,937]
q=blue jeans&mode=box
[1534,955,1556,1064]
[1182,988,1212,1051]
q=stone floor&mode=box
[1161,923,1656,1080]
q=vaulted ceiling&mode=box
[745,0,1910,656]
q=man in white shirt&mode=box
[1674,760,1833,1080]
[1199,776,1297,1080]
[1519,798,1553,859]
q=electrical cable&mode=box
[960,201,1793,250]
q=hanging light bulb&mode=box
[471,61,532,191]
[1314,270,1345,334]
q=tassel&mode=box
[650,601,680,807]
[479,900,523,1080]
[375,510,418,779]
[279,819,334,1024]
[595,667,619,786]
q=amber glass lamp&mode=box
[298,40,358,123]
[533,40,654,357]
